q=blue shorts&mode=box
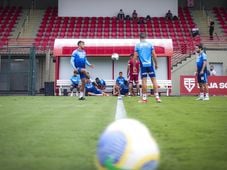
[86,87,102,94]
[197,73,208,83]
[71,84,79,88]
[140,66,156,78]
[77,67,86,79]
[120,88,129,95]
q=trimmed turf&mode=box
[0,96,226,170]
[0,96,115,170]
[124,96,227,170]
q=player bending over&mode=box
[85,78,109,96]
[70,70,81,96]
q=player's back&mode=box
[135,41,153,67]
[71,75,80,84]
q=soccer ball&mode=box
[96,118,160,170]
[111,53,119,60]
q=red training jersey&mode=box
[128,58,140,76]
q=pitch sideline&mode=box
[115,96,127,120]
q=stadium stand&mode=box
[1,5,225,68]
[0,1,226,95]
[33,7,199,66]
[212,7,227,35]
[0,6,22,48]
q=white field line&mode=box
[115,96,127,120]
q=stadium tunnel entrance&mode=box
[53,39,173,95]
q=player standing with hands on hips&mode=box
[71,40,94,100]
[135,33,161,103]
[195,44,209,100]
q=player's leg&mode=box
[196,83,203,100]
[203,83,209,100]
[150,77,161,102]
[70,85,74,96]
[80,68,90,79]
[76,84,80,96]
[139,67,148,102]
[139,77,147,102]
[141,78,147,94]
[79,78,86,100]
[128,81,133,96]
[131,76,136,96]
[113,85,120,96]
[196,74,207,100]
[76,67,86,100]
[102,92,109,96]
[136,82,140,96]
[134,75,140,96]
[203,73,209,100]
[149,67,161,103]
[120,86,129,96]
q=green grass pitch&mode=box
[0,96,226,170]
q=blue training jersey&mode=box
[135,41,154,67]
[85,81,101,94]
[70,49,91,69]
[70,75,80,85]
[85,81,94,90]
[116,76,126,86]
[116,76,128,89]
[196,52,207,72]
[99,79,106,86]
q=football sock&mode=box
[80,92,84,98]
[154,92,160,98]
[142,94,147,100]
[200,93,204,98]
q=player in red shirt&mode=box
[127,53,140,96]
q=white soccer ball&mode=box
[96,118,160,170]
[111,53,119,60]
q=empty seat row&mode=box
[0,6,22,48]
[212,7,227,34]
[35,7,199,55]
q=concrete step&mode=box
[201,35,227,49]
[206,10,223,36]
[191,10,208,36]
[20,9,45,38]
[10,9,29,38]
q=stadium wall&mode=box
[0,0,58,9]
[178,0,227,9]
[172,49,227,95]
[1,0,226,10]
[57,56,168,81]
[58,0,178,17]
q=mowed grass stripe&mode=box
[124,96,227,170]
[0,96,226,170]
[0,96,116,170]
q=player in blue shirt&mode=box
[135,33,161,103]
[69,70,81,96]
[195,44,209,100]
[113,71,129,96]
[85,78,108,96]
[95,77,106,90]
[70,40,94,100]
